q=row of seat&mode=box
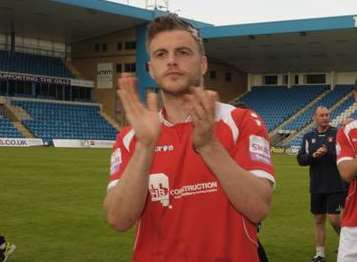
[285,90,355,147]
[11,99,117,140]
[235,85,328,131]
[0,117,23,138]
[283,86,353,131]
[0,50,73,78]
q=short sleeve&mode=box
[336,127,355,166]
[231,109,275,185]
[108,127,135,191]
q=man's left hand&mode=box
[185,87,218,151]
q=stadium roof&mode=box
[0,0,211,43]
[201,15,357,73]
[0,0,356,74]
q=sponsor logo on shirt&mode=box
[148,173,219,208]
[170,182,218,199]
[149,173,170,207]
[155,144,174,152]
[110,148,122,175]
[249,135,271,164]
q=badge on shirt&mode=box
[328,137,334,143]
[149,173,170,208]
[110,148,122,175]
[249,135,272,164]
[311,138,316,144]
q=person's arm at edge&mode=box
[336,126,356,183]
[337,158,357,183]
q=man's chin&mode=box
[160,83,190,96]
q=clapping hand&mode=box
[184,86,218,151]
[117,73,161,149]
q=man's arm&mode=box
[297,134,314,166]
[336,127,357,183]
[186,87,273,224]
[104,143,154,231]
[337,159,357,183]
[103,75,160,231]
[197,141,273,224]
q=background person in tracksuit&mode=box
[297,106,347,262]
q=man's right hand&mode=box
[117,73,161,149]
[312,145,328,158]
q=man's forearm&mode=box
[197,140,273,224]
[104,143,154,231]
[338,159,357,182]
[297,152,313,166]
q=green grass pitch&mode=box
[0,148,339,261]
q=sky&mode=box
[109,0,357,25]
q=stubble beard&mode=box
[159,75,202,97]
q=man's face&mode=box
[315,108,330,129]
[148,30,207,95]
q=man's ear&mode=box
[147,61,155,79]
[201,55,208,75]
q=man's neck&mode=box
[160,92,191,124]
[317,126,329,133]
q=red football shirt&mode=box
[109,102,275,262]
[336,120,357,227]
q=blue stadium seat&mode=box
[234,85,328,131]
[0,116,23,138]
[11,99,117,140]
[0,50,73,78]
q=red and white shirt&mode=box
[109,102,275,262]
[336,120,357,227]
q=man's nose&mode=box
[167,53,177,66]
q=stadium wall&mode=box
[70,26,248,121]
[204,62,247,102]
[71,28,136,122]
[335,72,357,84]
[249,72,357,88]
[0,33,68,57]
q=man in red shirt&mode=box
[103,14,275,262]
[336,79,357,262]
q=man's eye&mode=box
[177,50,189,56]
[155,52,166,58]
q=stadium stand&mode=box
[0,114,23,138]
[234,85,327,131]
[0,50,73,78]
[10,98,117,142]
[282,86,355,147]
[281,85,353,131]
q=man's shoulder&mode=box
[114,126,135,150]
[116,126,133,139]
[343,119,357,133]
[328,126,338,133]
[303,129,315,138]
